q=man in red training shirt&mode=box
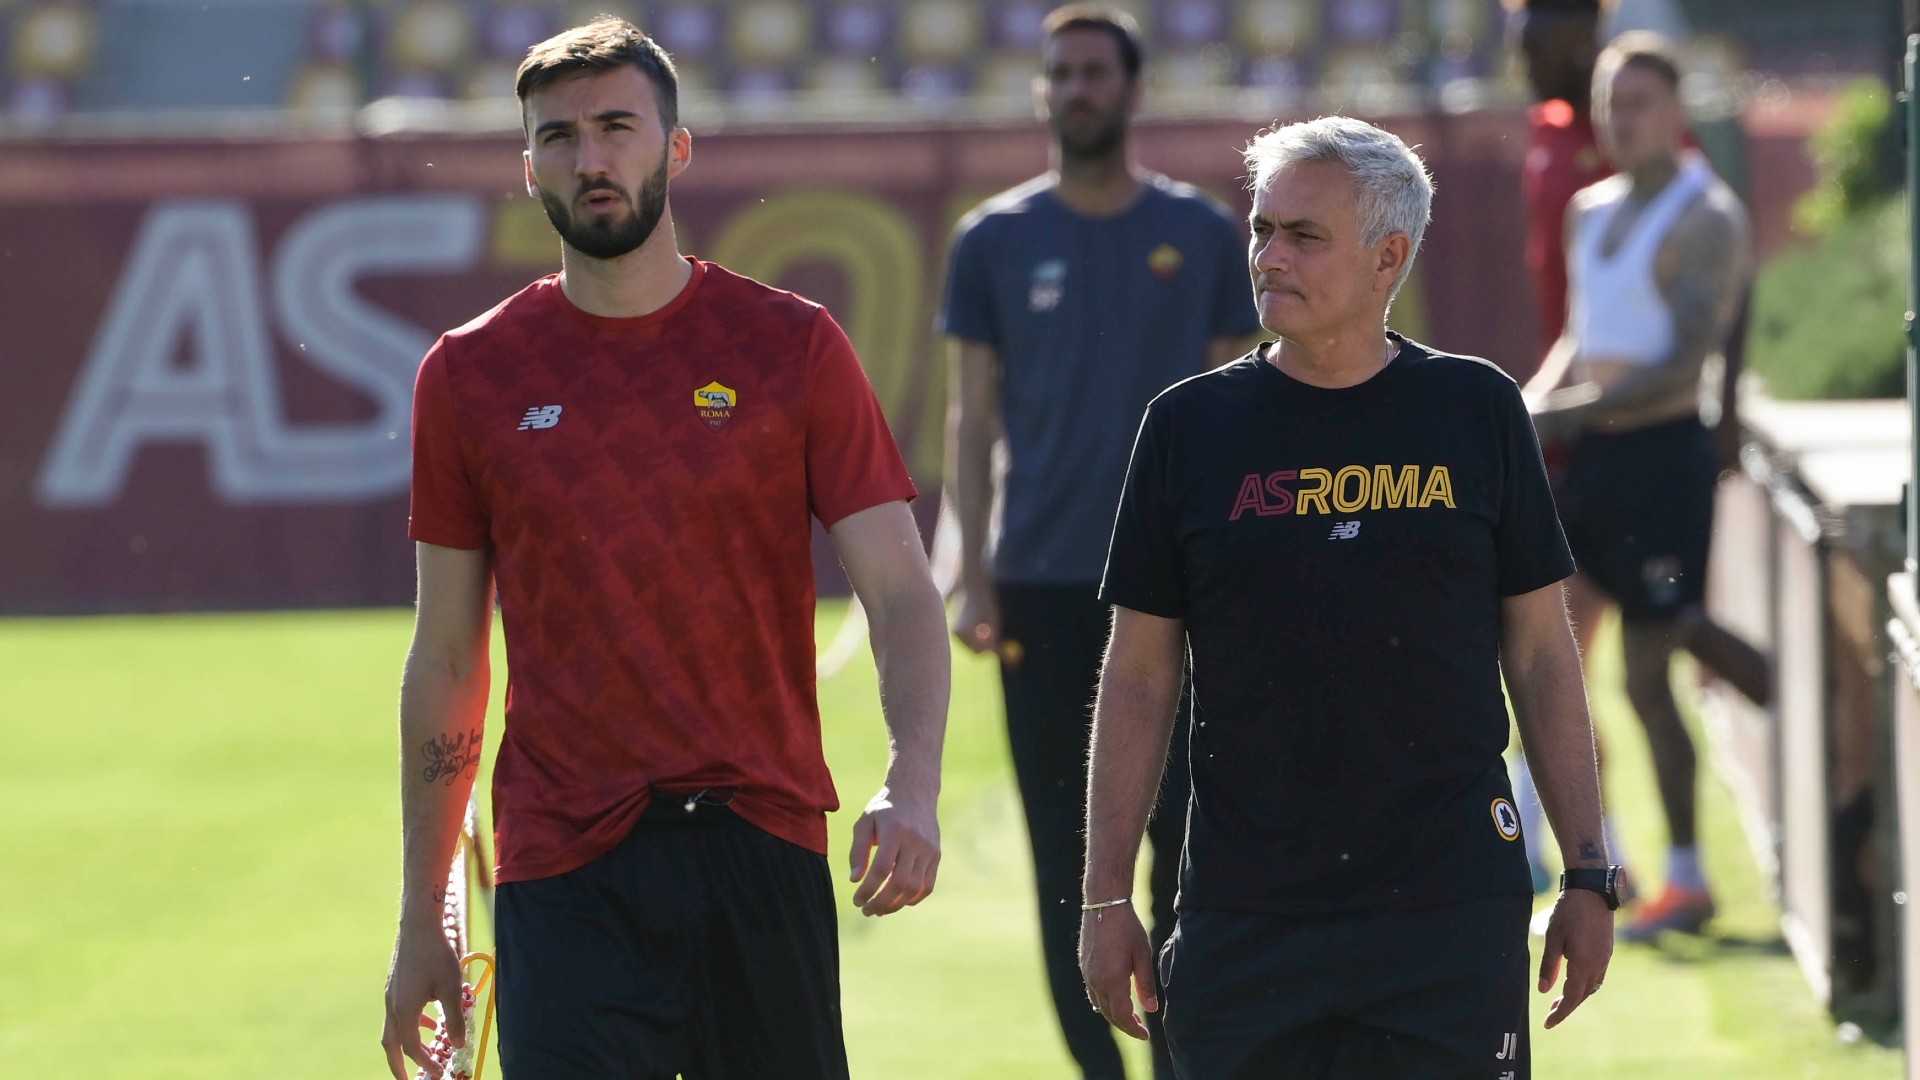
[378,17,950,1079]
[1513,0,1612,368]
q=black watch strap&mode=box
[1559,866,1623,910]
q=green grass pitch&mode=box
[0,604,1902,1077]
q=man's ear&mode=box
[523,150,538,198]
[667,127,693,180]
[1376,233,1412,293]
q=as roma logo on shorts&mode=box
[694,381,737,431]
[1490,798,1522,842]
[1147,242,1184,280]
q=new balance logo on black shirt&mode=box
[1328,520,1362,540]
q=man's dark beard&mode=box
[1054,109,1126,162]
[541,154,670,261]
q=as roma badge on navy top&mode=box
[694,381,737,431]
[1147,243,1184,280]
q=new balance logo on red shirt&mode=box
[517,405,563,431]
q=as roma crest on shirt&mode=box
[695,381,737,430]
[1490,798,1522,842]
[1148,243,1184,280]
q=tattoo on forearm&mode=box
[1578,841,1604,862]
[421,730,483,786]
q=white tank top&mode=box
[1568,151,1714,366]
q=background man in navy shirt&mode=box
[1080,116,1615,1078]
[939,6,1257,1077]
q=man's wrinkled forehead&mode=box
[1253,159,1356,217]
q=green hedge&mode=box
[1793,79,1902,236]
[1748,193,1906,400]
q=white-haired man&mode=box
[1078,116,1615,1078]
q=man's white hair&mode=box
[1243,116,1435,299]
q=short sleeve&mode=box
[1494,379,1575,596]
[1099,404,1187,617]
[936,214,998,347]
[806,309,918,527]
[1207,205,1261,339]
[409,339,490,549]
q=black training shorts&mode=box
[1557,416,1717,623]
[495,796,848,1080]
[1160,895,1532,1080]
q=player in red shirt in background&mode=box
[1507,0,1629,903]
[380,18,949,1080]
[1515,0,1612,369]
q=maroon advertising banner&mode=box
[0,112,1807,614]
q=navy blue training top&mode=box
[940,173,1259,585]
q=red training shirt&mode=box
[1522,99,1610,362]
[409,258,917,883]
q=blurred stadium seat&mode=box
[5,0,98,127]
[0,0,1897,129]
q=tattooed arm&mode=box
[1585,187,1752,424]
[397,542,493,924]
[382,541,493,1079]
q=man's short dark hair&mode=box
[515,16,680,131]
[1598,30,1682,93]
[1040,4,1143,78]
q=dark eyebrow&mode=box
[533,110,641,139]
[1249,214,1323,233]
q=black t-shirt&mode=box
[1100,336,1574,915]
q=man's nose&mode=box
[1254,237,1286,273]
[575,131,612,178]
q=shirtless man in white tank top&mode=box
[1525,32,1769,942]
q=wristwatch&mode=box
[1559,866,1624,910]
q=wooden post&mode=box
[1907,31,1920,586]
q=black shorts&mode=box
[1160,895,1531,1080]
[1557,417,1717,623]
[495,794,847,1080]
